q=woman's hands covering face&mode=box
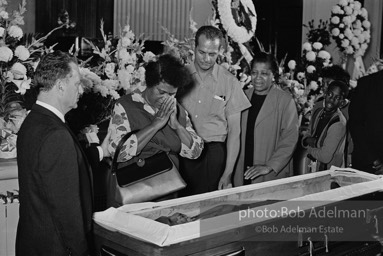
[153,96,176,129]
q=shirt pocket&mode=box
[209,97,227,120]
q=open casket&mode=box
[93,167,383,255]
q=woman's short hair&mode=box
[321,65,350,85]
[251,51,279,79]
[145,54,192,89]
[34,51,78,92]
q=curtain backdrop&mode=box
[114,0,193,41]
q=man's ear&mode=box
[55,80,65,94]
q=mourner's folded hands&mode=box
[244,165,273,180]
[168,98,181,130]
[153,96,175,129]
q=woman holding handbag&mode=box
[107,54,204,206]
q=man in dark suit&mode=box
[16,51,109,255]
[349,70,383,174]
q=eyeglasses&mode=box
[251,70,272,77]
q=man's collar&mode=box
[36,100,65,123]
[190,62,219,82]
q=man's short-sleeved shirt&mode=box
[180,62,251,142]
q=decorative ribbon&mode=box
[352,56,366,80]
[0,129,17,152]
[237,42,253,65]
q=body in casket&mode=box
[94,168,383,255]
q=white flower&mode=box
[309,80,318,91]
[298,96,307,105]
[306,65,316,73]
[117,68,132,90]
[288,60,296,70]
[351,37,359,47]
[126,64,135,73]
[293,87,305,96]
[8,25,23,40]
[341,39,350,48]
[109,89,120,100]
[137,66,145,81]
[14,45,30,61]
[117,48,129,63]
[0,46,13,62]
[13,78,31,95]
[11,62,27,79]
[312,42,323,50]
[332,5,342,14]
[339,23,345,28]
[346,46,354,54]
[344,28,353,39]
[302,42,312,51]
[297,72,305,81]
[331,16,340,24]
[344,6,353,15]
[362,20,371,29]
[102,79,119,91]
[93,84,109,97]
[305,51,316,62]
[331,28,340,37]
[354,2,361,10]
[353,28,361,37]
[318,50,331,59]
[143,51,155,62]
[354,20,362,29]
[80,67,102,85]
[361,8,368,18]
[0,10,8,19]
[339,0,348,6]
[339,33,344,39]
[342,16,352,26]
[126,53,137,65]
[120,37,131,48]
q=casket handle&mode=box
[219,246,245,256]
[307,237,313,256]
[374,215,379,234]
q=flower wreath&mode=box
[329,0,371,58]
[217,0,257,44]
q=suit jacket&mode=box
[233,86,299,186]
[349,70,383,171]
[16,104,94,256]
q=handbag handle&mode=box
[111,131,136,174]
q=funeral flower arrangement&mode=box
[329,0,371,58]
[0,0,39,158]
[68,20,156,134]
[282,38,332,121]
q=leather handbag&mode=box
[111,131,186,205]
